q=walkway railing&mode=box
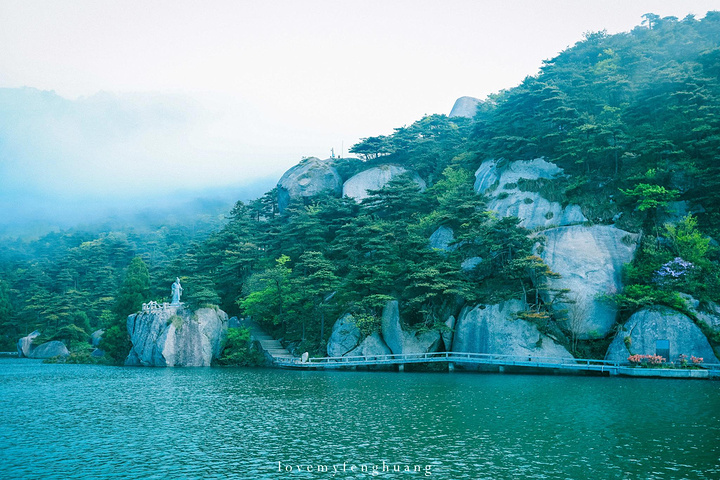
[274,351,623,372]
[275,351,720,375]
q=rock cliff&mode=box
[277,157,343,212]
[451,300,572,358]
[347,332,392,358]
[449,96,481,118]
[605,306,719,363]
[326,313,362,357]
[474,158,587,229]
[471,157,640,339]
[126,306,228,367]
[380,300,441,354]
[539,225,638,337]
[343,165,426,201]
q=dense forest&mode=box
[2,13,719,360]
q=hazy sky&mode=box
[1,0,719,200]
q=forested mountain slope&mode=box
[2,13,719,363]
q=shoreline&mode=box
[4,355,718,380]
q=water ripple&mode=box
[0,360,718,479]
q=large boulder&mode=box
[539,225,639,338]
[28,341,70,359]
[606,306,719,363]
[347,332,392,358]
[474,158,587,229]
[380,300,441,354]
[126,306,228,367]
[452,299,572,358]
[277,157,342,212]
[449,96,481,118]
[327,314,362,357]
[17,330,41,358]
[342,165,426,202]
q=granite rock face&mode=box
[347,332,392,358]
[343,165,426,202]
[327,314,362,357]
[381,300,441,354]
[126,306,228,367]
[539,225,639,338]
[441,315,456,351]
[605,306,719,363]
[681,294,720,330]
[90,329,104,348]
[449,96,481,118]
[429,226,456,252]
[474,158,587,229]
[28,341,70,359]
[17,330,41,358]
[451,299,572,358]
[277,157,343,212]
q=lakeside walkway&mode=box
[239,321,720,379]
[273,351,720,378]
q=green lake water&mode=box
[1,359,718,479]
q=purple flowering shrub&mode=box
[653,257,694,284]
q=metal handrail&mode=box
[273,351,624,369]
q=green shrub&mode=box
[215,327,265,366]
[98,325,132,364]
[168,315,184,331]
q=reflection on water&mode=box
[0,359,718,479]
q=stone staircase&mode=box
[240,319,293,363]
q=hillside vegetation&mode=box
[1,13,719,359]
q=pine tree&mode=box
[101,257,150,363]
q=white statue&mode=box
[171,277,183,304]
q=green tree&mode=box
[113,257,151,318]
[664,215,711,265]
[102,257,150,363]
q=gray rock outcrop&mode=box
[381,300,441,354]
[429,226,455,252]
[449,96,481,118]
[441,315,456,350]
[277,157,343,212]
[347,332,392,358]
[17,330,41,358]
[28,341,70,359]
[126,306,228,367]
[606,306,719,363]
[342,165,426,201]
[90,329,104,347]
[539,225,639,338]
[461,257,482,271]
[327,314,363,357]
[680,294,720,330]
[451,299,572,358]
[474,158,587,229]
